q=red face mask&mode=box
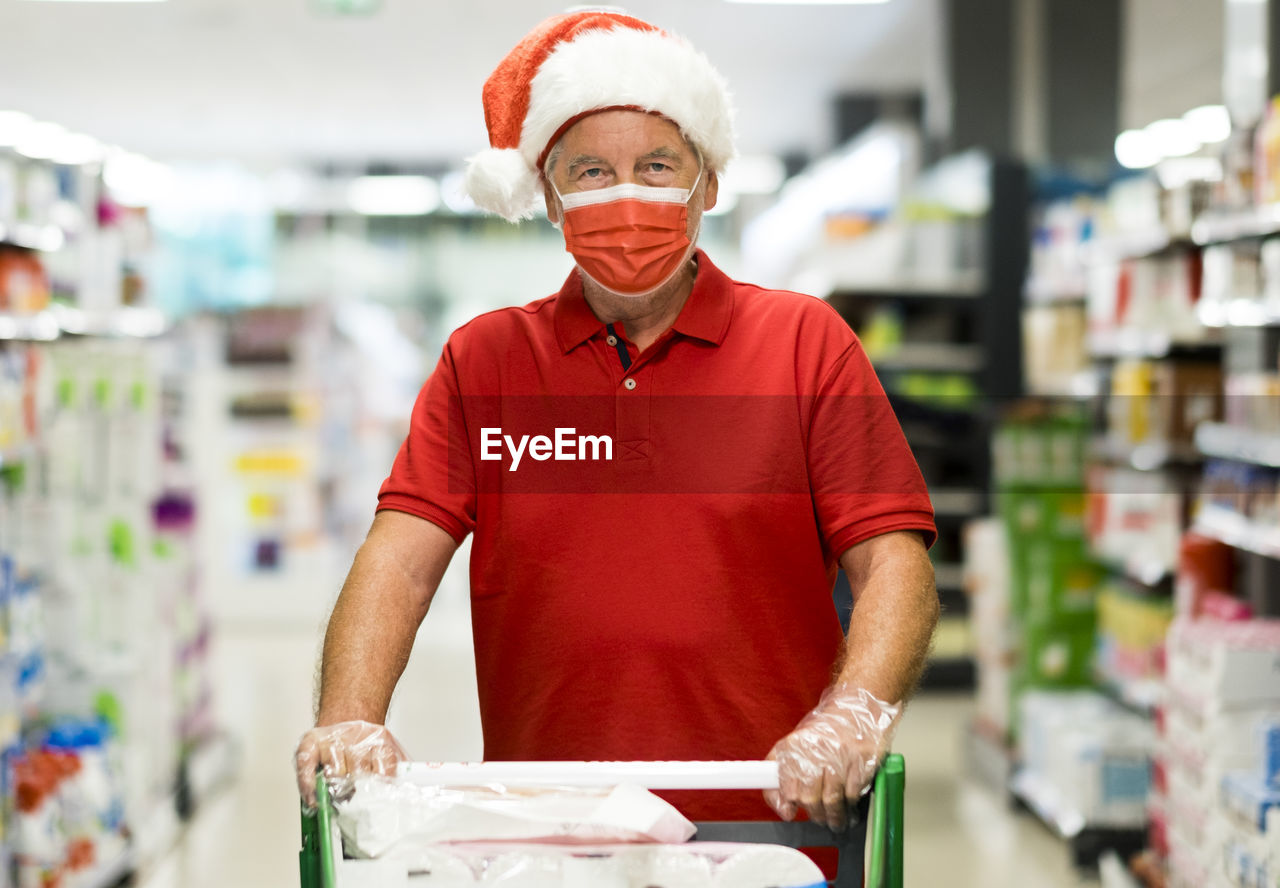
[556,172,702,297]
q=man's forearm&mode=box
[316,512,458,725]
[835,531,939,704]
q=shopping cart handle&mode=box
[397,760,780,790]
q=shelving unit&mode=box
[1010,770,1148,870]
[1195,421,1280,467]
[1193,503,1280,560]
[823,155,1029,691]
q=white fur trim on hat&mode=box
[464,25,735,223]
[464,147,543,222]
[526,26,735,174]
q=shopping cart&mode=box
[299,754,904,888]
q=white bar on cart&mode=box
[397,760,780,790]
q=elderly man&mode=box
[295,9,938,836]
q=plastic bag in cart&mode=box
[335,775,696,857]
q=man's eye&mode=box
[647,163,670,174]
[581,168,603,178]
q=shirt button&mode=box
[623,378,637,391]
[606,335,618,347]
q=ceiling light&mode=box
[104,152,174,206]
[725,0,889,4]
[1115,130,1160,169]
[1156,156,1223,189]
[347,176,440,216]
[1145,118,1201,158]
[0,111,34,147]
[1183,104,1231,144]
[15,121,68,159]
[52,132,106,165]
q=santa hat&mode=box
[464,9,736,222]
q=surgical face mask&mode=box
[553,166,703,298]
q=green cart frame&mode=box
[300,753,905,888]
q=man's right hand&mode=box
[294,720,409,808]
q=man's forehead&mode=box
[559,109,694,154]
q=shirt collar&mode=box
[552,249,735,354]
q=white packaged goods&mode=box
[335,843,823,888]
[1163,618,1280,888]
[336,777,696,857]
[1166,619,1280,712]
[1017,690,1155,828]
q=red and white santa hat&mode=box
[464,8,736,222]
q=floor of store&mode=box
[129,554,1095,888]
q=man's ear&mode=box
[543,178,561,226]
[703,170,719,212]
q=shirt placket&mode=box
[604,324,654,462]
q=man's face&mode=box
[542,109,718,236]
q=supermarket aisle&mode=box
[138,563,1090,887]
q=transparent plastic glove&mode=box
[294,720,409,810]
[764,685,901,832]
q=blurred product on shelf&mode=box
[0,140,227,887]
[1085,465,1185,584]
[1016,690,1155,830]
[963,517,1012,740]
[1174,531,1237,618]
[9,724,129,888]
[0,247,50,315]
[1162,618,1280,888]
[987,410,1099,746]
[1094,585,1172,708]
[1023,302,1090,396]
[1104,358,1221,453]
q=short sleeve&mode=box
[376,344,476,544]
[807,340,936,557]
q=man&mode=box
[295,9,938,835]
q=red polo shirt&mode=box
[378,250,934,822]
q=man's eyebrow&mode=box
[639,147,683,163]
[566,154,609,170]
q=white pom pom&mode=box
[464,148,543,223]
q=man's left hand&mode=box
[764,686,900,831]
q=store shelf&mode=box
[0,310,61,341]
[0,220,66,252]
[963,720,1013,793]
[1195,422,1280,468]
[1026,370,1103,399]
[0,307,167,341]
[1086,329,1220,360]
[931,487,985,517]
[1011,769,1090,839]
[1091,437,1201,472]
[53,305,168,339]
[1085,228,1189,262]
[180,732,240,817]
[1095,552,1173,588]
[1025,277,1087,305]
[920,655,975,689]
[868,343,984,374]
[1191,205,1280,246]
[1196,297,1280,329]
[1012,769,1148,838]
[1193,504,1280,560]
[84,846,134,888]
[1095,675,1162,718]
[813,252,984,300]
